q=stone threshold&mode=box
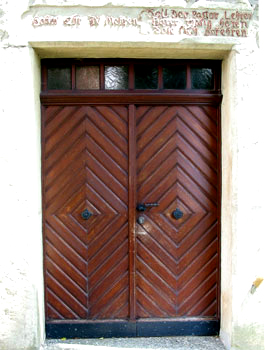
[42,336,226,350]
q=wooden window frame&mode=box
[41,59,222,97]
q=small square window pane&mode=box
[163,66,186,89]
[105,66,128,90]
[191,68,214,89]
[76,66,100,90]
[135,66,158,89]
[47,67,71,90]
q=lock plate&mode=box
[137,216,145,225]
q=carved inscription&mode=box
[63,15,81,26]
[32,15,57,27]
[104,16,138,27]
[32,8,252,38]
[88,16,100,26]
[139,8,251,37]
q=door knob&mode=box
[81,209,93,220]
[136,202,159,212]
[172,208,183,220]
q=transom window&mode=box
[42,59,221,92]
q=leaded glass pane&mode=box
[105,66,128,90]
[47,67,71,90]
[135,66,158,89]
[163,66,186,89]
[191,68,214,89]
[76,66,100,90]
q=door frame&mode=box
[41,59,222,338]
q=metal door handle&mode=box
[136,202,159,212]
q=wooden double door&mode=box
[43,102,220,338]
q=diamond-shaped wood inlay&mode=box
[43,103,219,323]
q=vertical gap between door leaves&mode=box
[128,104,137,320]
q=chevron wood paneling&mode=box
[135,105,219,318]
[43,103,219,323]
[43,105,129,320]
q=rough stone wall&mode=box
[0,1,263,350]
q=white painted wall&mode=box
[0,46,44,349]
[0,1,263,349]
[221,45,264,350]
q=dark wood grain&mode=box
[41,93,222,106]
[43,105,129,320]
[135,105,219,318]
[42,59,221,334]
[128,105,137,320]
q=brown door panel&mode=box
[43,104,219,322]
[135,105,219,318]
[43,105,129,320]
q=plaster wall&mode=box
[220,45,264,350]
[0,46,43,349]
[0,1,263,350]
